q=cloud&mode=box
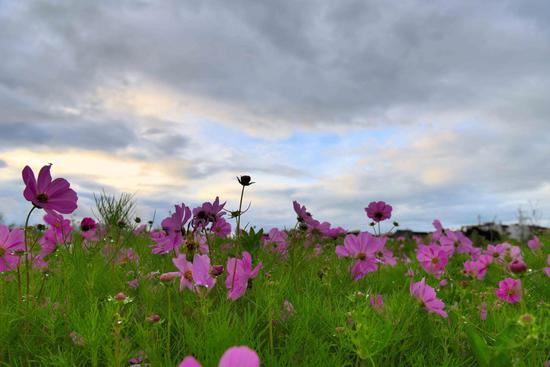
[0,1,549,230]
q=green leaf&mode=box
[464,323,491,367]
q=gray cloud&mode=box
[1,1,549,132]
[0,121,137,152]
[0,1,549,230]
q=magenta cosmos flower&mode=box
[0,224,24,272]
[80,217,97,240]
[179,346,259,367]
[463,254,493,280]
[22,164,77,214]
[292,200,312,223]
[365,201,392,222]
[410,278,448,318]
[226,251,262,300]
[336,232,380,281]
[192,197,226,230]
[495,278,522,304]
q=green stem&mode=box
[235,185,246,238]
[23,206,36,304]
[166,288,172,362]
[231,185,246,289]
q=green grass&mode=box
[0,229,548,366]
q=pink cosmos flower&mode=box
[212,217,232,238]
[22,164,77,214]
[544,255,550,278]
[218,346,260,367]
[178,346,260,367]
[158,203,192,253]
[192,197,226,230]
[509,259,527,274]
[365,201,392,222]
[133,224,147,234]
[370,294,384,311]
[170,254,216,292]
[485,243,521,265]
[463,255,492,280]
[34,212,73,268]
[372,236,397,266]
[439,230,474,256]
[335,232,379,281]
[191,254,216,289]
[480,302,488,321]
[0,224,24,272]
[410,278,448,318]
[431,219,445,241]
[80,217,97,240]
[226,251,262,300]
[527,236,541,251]
[416,243,448,278]
[263,228,288,256]
[172,255,194,291]
[495,278,522,304]
[292,200,312,223]
[282,299,295,320]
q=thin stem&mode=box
[235,185,246,238]
[377,222,381,238]
[232,185,246,289]
[23,206,36,303]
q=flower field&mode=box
[0,165,548,366]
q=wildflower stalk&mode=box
[23,205,36,304]
[235,185,246,238]
[166,287,172,362]
[232,177,249,289]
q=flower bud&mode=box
[509,259,527,274]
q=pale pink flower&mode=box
[226,251,262,300]
[262,228,288,256]
[410,278,448,318]
[178,346,259,367]
[212,217,232,238]
[370,294,384,311]
[335,232,379,281]
[480,302,488,321]
[544,255,550,277]
[527,236,541,251]
[0,224,24,272]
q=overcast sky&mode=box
[1,0,549,231]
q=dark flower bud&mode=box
[117,220,126,228]
[37,224,46,231]
[393,221,399,227]
[134,217,141,223]
[237,175,255,186]
[211,265,224,277]
[509,259,527,274]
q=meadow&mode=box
[0,164,548,366]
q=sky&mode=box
[1,0,549,231]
